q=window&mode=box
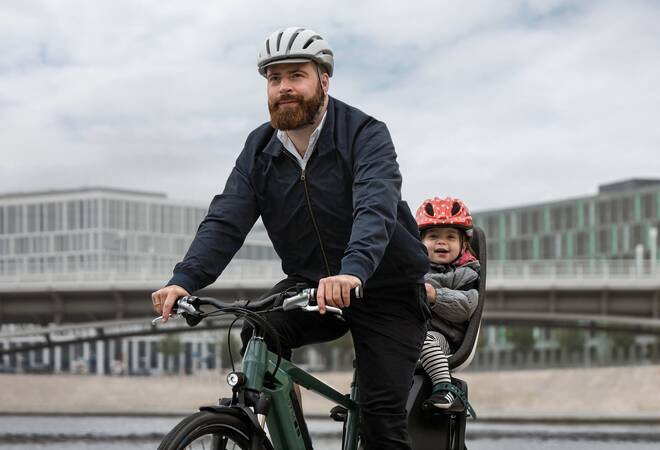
[7,205,23,234]
[621,197,632,222]
[87,199,99,228]
[531,210,542,233]
[149,204,161,233]
[597,200,609,225]
[642,193,656,219]
[507,240,520,260]
[541,236,554,259]
[599,228,610,255]
[65,201,77,230]
[631,224,644,246]
[45,203,57,231]
[576,231,588,257]
[14,237,30,254]
[0,238,8,255]
[487,242,498,260]
[520,212,530,235]
[550,207,562,231]
[565,205,576,229]
[484,215,499,239]
[27,204,38,232]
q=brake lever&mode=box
[151,296,202,326]
[282,292,344,316]
[151,314,182,326]
[303,305,343,315]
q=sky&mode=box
[1,0,659,212]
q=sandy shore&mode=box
[1,365,659,419]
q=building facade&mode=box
[473,179,660,261]
[0,187,278,280]
[0,188,281,375]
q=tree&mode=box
[607,331,635,350]
[555,328,585,352]
[505,326,535,352]
[158,334,182,374]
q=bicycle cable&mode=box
[201,306,285,377]
[226,315,242,374]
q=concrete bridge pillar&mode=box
[131,340,139,374]
[53,346,61,373]
[1,341,9,367]
[42,347,50,367]
[96,340,105,375]
[144,340,153,373]
[108,340,116,373]
[83,342,91,373]
[121,339,129,375]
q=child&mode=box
[415,197,480,411]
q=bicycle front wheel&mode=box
[158,410,266,450]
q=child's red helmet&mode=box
[415,197,473,236]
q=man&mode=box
[152,26,429,449]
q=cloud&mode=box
[0,0,659,211]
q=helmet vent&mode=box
[265,39,271,56]
[303,35,321,49]
[286,30,302,53]
[276,31,284,52]
[425,203,435,216]
[451,202,461,215]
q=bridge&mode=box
[1,259,659,324]
[1,259,659,374]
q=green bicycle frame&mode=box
[242,336,361,450]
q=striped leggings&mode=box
[419,331,452,386]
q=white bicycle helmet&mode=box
[258,27,334,77]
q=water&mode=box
[0,415,658,449]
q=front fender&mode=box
[199,404,273,450]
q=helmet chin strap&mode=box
[448,234,467,265]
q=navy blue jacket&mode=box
[168,97,429,293]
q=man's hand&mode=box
[425,283,436,305]
[316,274,362,314]
[151,285,190,323]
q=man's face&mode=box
[266,62,328,130]
[422,227,465,265]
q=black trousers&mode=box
[241,276,429,450]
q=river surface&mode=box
[0,415,659,449]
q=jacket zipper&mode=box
[284,152,332,277]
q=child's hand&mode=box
[425,283,436,305]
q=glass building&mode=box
[0,187,278,280]
[473,179,660,261]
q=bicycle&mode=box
[154,286,365,450]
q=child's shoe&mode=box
[422,385,456,411]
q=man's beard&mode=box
[268,82,325,130]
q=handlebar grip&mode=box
[308,285,363,302]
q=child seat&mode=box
[406,226,487,450]
[448,225,487,373]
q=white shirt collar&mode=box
[276,111,327,170]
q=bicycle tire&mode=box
[158,410,266,450]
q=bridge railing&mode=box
[487,259,660,281]
[0,258,659,289]
[0,259,285,288]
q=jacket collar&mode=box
[262,96,336,158]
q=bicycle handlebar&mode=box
[151,285,363,326]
